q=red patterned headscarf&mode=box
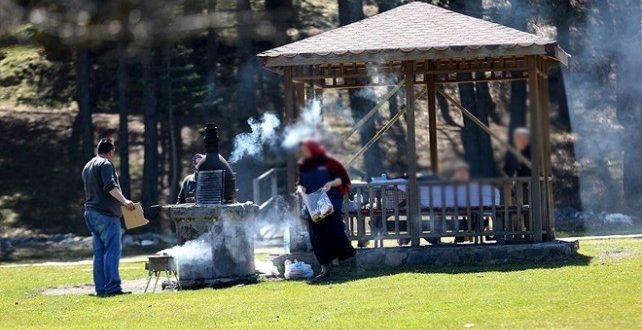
[298,139,351,196]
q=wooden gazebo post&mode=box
[403,61,421,247]
[527,54,554,242]
[540,59,555,239]
[536,56,554,240]
[283,66,297,191]
[527,56,543,242]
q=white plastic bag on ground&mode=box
[284,259,314,279]
[303,189,334,222]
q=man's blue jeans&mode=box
[84,209,122,295]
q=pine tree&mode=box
[158,43,206,204]
[613,0,642,208]
[339,0,384,178]
[450,0,496,178]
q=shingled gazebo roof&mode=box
[258,2,569,67]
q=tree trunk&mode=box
[473,78,496,177]
[457,91,497,177]
[468,0,496,177]
[548,0,572,131]
[388,92,407,171]
[339,0,383,178]
[350,91,383,177]
[376,0,401,12]
[142,50,159,219]
[451,0,496,177]
[436,92,457,126]
[458,75,482,173]
[613,0,642,209]
[508,73,527,143]
[265,0,295,45]
[117,45,131,198]
[545,0,580,208]
[75,49,94,162]
[503,0,530,168]
[236,0,257,119]
[204,0,219,120]
[263,0,294,113]
[339,0,364,26]
[164,46,180,206]
[376,0,406,174]
[477,81,501,125]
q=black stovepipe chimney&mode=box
[198,123,236,203]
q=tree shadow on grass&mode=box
[0,111,84,234]
[307,252,593,286]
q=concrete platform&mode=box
[270,240,580,274]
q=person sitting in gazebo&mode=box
[451,162,472,243]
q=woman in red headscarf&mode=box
[297,139,356,279]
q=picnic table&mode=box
[349,178,501,210]
[345,179,529,244]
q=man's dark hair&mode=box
[97,138,115,154]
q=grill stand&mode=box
[144,268,180,293]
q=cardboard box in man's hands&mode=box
[121,203,149,230]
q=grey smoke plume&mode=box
[559,2,636,214]
[491,1,641,232]
[281,99,328,149]
[229,113,281,163]
[229,100,331,162]
[161,197,302,275]
[355,63,399,102]
[161,233,213,278]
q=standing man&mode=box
[82,138,135,296]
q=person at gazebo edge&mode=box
[503,127,531,178]
[297,139,356,281]
[177,153,205,204]
[503,127,531,237]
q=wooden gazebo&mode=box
[257,2,568,246]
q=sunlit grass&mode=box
[0,44,73,108]
[0,238,641,329]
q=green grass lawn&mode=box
[1,239,641,329]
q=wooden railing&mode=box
[343,177,536,246]
[252,168,286,210]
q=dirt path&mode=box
[41,278,154,296]
[5,235,642,269]
[1,255,149,268]
[559,233,642,241]
[1,246,283,268]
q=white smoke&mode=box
[281,100,328,149]
[354,63,399,102]
[161,234,212,264]
[229,113,281,162]
[160,233,213,279]
[161,197,303,276]
[228,100,331,162]
[255,195,301,242]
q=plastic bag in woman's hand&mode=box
[303,189,334,222]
